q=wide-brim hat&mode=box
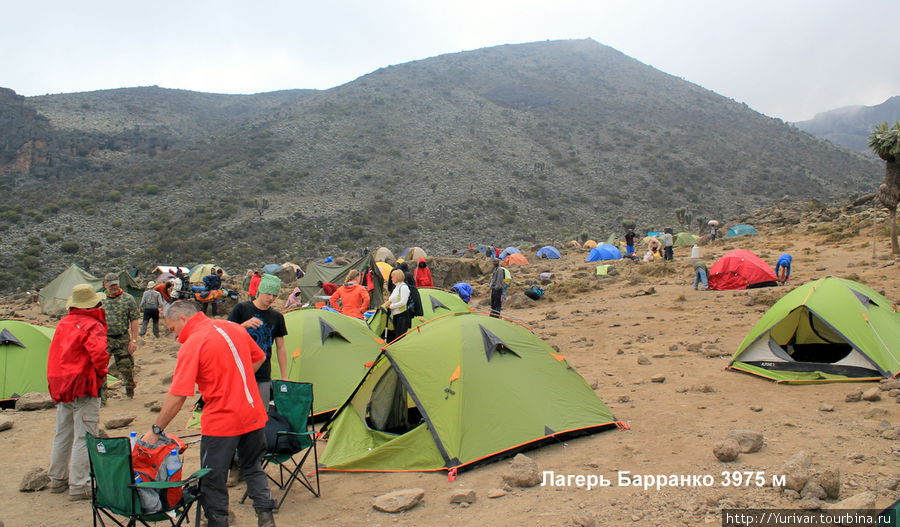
[66,284,105,309]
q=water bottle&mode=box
[129,431,138,450]
[165,449,182,480]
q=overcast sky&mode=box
[3,0,898,122]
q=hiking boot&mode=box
[226,468,243,488]
[256,509,276,527]
[68,489,92,501]
[49,480,68,494]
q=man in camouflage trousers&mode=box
[102,273,140,400]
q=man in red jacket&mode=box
[47,284,109,501]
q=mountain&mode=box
[0,39,882,292]
[793,96,900,152]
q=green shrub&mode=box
[61,241,80,254]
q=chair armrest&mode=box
[133,469,212,490]
[276,430,315,437]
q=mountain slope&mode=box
[0,39,881,292]
[793,96,900,152]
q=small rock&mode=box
[800,481,827,500]
[827,491,876,510]
[104,415,136,430]
[685,343,702,352]
[616,349,624,355]
[863,408,888,419]
[749,405,763,412]
[818,403,834,412]
[637,354,652,365]
[487,488,507,499]
[372,488,425,513]
[650,374,666,383]
[862,388,881,402]
[148,401,163,413]
[889,389,900,398]
[691,384,716,393]
[570,513,596,527]
[845,391,862,402]
[878,379,900,391]
[882,428,899,440]
[797,498,822,510]
[449,489,476,504]
[713,439,740,462]
[15,392,55,411]
[782,489,801,500]
[617,395,631,403]
[0,416,13,432]
[675,386,688,393]
[668,345,678,351]
[879,475,900,491]
[502,454,541,488]
[727,430,764,453]
[876,420,892,432]
[19,467,49,492]
[818,469,840,499]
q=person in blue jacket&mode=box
[775,254,792,284]
[450,282,473,304]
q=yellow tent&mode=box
[583,240,598,249]
[375,261,393,280]
[568,240,581,249]
[188,264,227,283]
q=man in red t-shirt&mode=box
[140,301,277,527]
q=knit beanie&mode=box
[257,273,281,295]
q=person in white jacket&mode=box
[382,270,410,341]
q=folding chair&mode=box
[85,433,210,527]
[242,380,320,509]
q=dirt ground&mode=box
[1,226,898,527]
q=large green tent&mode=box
[1,320,54,399]
[673,232,699,247]
[728,277,899,383]
[321,312,617,472]
[298,254,384,308]
[367,288,473,339]
[117,271,143,303]
[270,309,384,417]
[40,264,103,316]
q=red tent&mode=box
[708,249,778,290]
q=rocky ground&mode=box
[1,206,898,527]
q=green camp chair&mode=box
[242,380,320,509]
[85,433,210,527]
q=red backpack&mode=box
[132,434,186,509]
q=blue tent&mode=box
[725,224,758,237]
[498,246,522,260]
[647,231,663,237]
[536,246,561,259]
[586,244,623,262]
[263,263,282,274]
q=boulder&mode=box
[104,415,136,430]
[800,481,827,500]
[713,439,740,462]
[449,489,476,504]
[15,392,55,411]
[372,488,425,513]
[827,491,876,510]
[502,453,541,487]
[818,469,840,499]
[862,387,881,401]
[19,467,49,492]
[727,430,764,453]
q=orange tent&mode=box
[583,240,598,249]
[503,253,530,266]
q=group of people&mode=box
[48,270,287,526]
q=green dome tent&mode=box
[673,232,699,247]
[728,277,900,383]
[1,320,54,400]
[40,264,103,316]
[321,312,617,472]
[270,309,384,417]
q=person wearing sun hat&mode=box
[47,284,109,501]
[227,273,287,408]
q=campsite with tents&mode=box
[0,200,897,526]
